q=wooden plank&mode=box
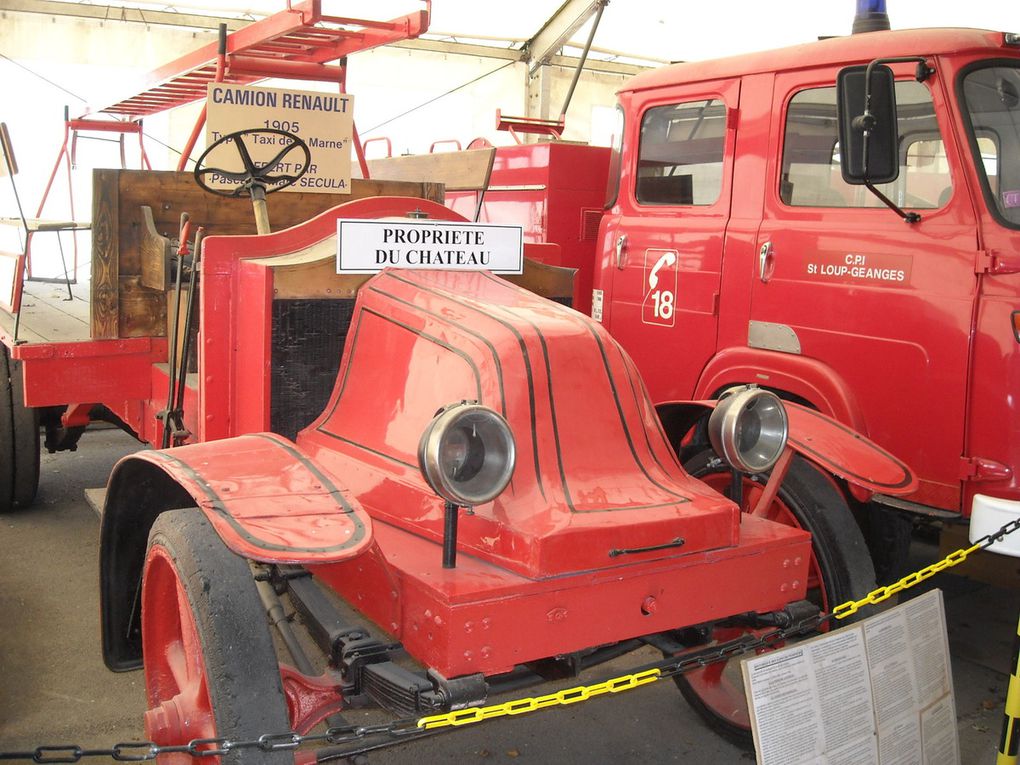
[0,306,45,344]
[113,172,444,250]
[257,237,573,303]
[139,206,172,291]
[90,169,119,339]
[0,281,91,345]
[118,275,167,339]
[269,254,371,299]
[24,280,91,322]
[84,487,106,519]
[503,259,576,302]
[367,148,495,192]
[10,298,90,344]
[92,171,443,339]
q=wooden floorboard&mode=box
[1,279,92,345]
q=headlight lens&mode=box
[418,402,516,506]
[708,387,789,474]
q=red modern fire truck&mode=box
[451,24,1020,585]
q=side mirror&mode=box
[837,64,899,185]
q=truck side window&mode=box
[781,82,950,209]
[636,99,725,206]
[962,65,1020,227]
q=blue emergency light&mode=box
[853,0,890,34]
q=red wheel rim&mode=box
[681,471,832,730]
[142,545,217,761]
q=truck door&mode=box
[600,79,739,403]
[750,67,978,512]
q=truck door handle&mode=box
[615,234,628,270]
[759,241,775,283]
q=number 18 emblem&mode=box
[642,249,678,327]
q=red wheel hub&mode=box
[141,545,217,754]
[680,469,831,730]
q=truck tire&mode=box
[859,502,913,584]
[0,345,14,513]
[674,449,877,747]
[142,509,292,764]
[9,356,40,507]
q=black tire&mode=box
[858,502,913,585]
[9,356,40,507]
[674,449,877,748]
[0,345,15,513]
[142,510,292,764]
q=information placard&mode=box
[336,219,524,274]
[205,84,352,194]
[742,589,959,765]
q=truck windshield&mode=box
[961,63,1020,227]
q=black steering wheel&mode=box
[193,128,311,198]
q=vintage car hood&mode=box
[299,269,738,578]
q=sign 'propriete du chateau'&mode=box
[336,220,524,275]
[205,83,353,194]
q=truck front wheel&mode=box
[674,449,877,747]
[141,509,293,764]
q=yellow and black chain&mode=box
[828,514,1020,621]
[4,515,1019,763]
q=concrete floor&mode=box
[0,426,1015,763]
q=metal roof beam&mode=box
[522,0,603,74]
[0,0,247,31]
[391,37,522,62]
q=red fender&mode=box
[657,399,917,495]
[113,432,373,563]
[100,432,371,671]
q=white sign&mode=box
[336,219,524,274]
[742,589,959,765]
[205,84,353,194]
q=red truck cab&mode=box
[592,28,1020,537]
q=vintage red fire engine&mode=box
[90,193,914,759]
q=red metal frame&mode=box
[27,118,150,290]
[495,109,565,144]
[88,0,430,175]
[446,142,611,315]
[26,1,432,276]
[90,0,430,121]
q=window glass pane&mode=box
[976,135,998,196]
[962,65,1020,226]
[636,99,725,206]
[781,81,949,209]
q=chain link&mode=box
[5,516,1019,762]
[830,515,1020,620]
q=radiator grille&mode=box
[271,299,355,440]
